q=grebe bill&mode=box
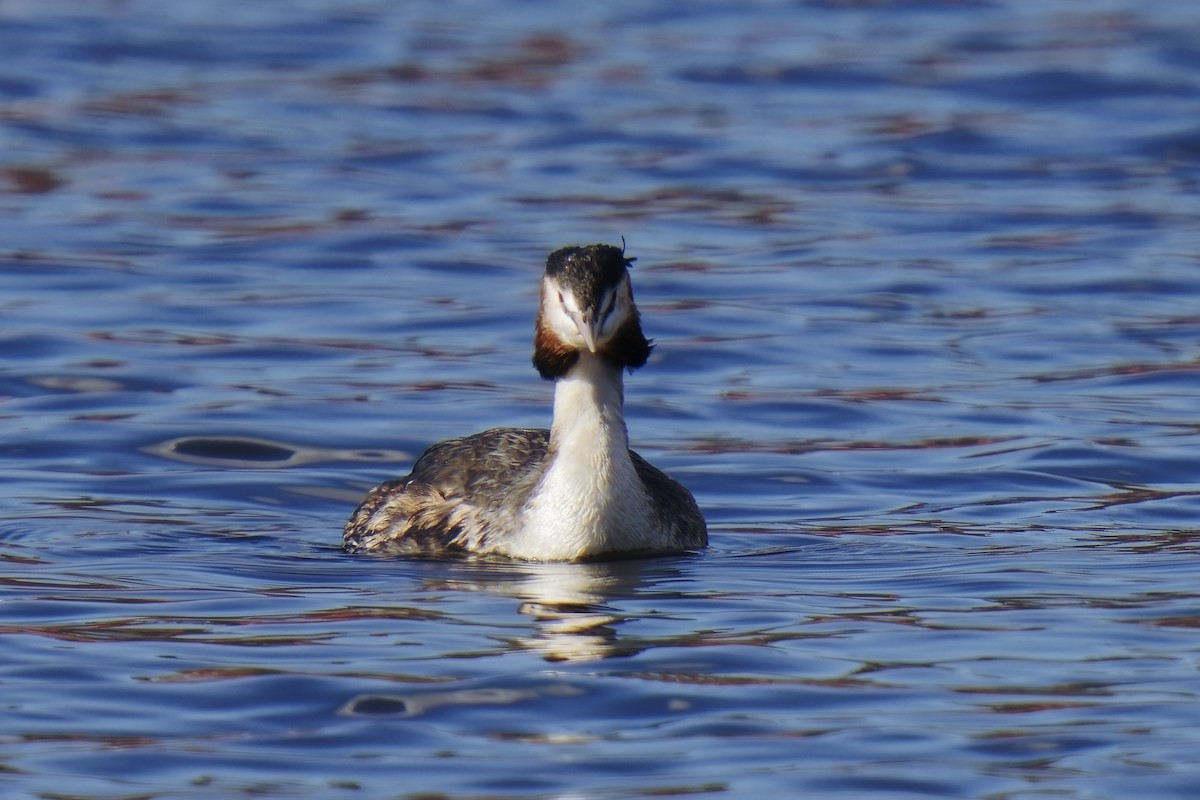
[343,243,707,561]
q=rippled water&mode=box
[4,1,1200,797]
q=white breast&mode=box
[501,355,654,560]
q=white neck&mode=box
[551,352,628,461]
[507,354,653,560]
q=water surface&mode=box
[3,1,1200,797]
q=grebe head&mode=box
[533,243,653,380]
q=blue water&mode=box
[4,1,1200,797]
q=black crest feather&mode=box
[544,243,633,301]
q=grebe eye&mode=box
[557,291,565,305]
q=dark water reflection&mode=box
[4,0,1200,797]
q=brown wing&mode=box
[630,451,708,549]
[407,428,549,499]
[343,428,549,555]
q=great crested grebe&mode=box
[343,243,707,562]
